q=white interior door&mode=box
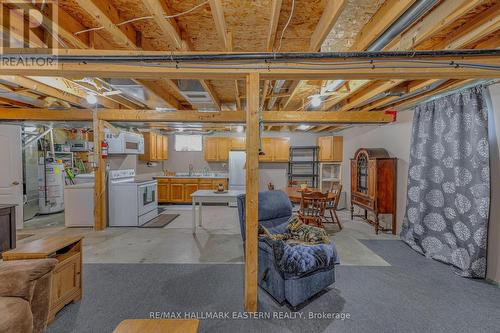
[0,125,23,228]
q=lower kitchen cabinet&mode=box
[157,178,228,203]
[169,184,185,203]
[184,184,199,202]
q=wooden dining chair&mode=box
[323,183,343,230]
[298,191,328,227]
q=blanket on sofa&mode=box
[259,216,339,277]
[261,238,339,277]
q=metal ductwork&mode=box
[176,80,218,111]
[367,0,439,52]
[323,0,439,99]
[267,80,286,110]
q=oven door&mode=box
[138,182,157,216]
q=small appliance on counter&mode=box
[108,169,158,227]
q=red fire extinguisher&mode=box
[101,140,108,159]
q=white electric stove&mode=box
[108,169,158,227]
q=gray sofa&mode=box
[237,190,337,308]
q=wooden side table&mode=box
[2,236,83,323]
[0,204,16,253]
[113,319,200,333]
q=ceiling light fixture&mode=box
[86,94,98,105]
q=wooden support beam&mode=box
[266,0,283,52]
[1,60,498,80]
[245,72,259,312]
[209,0,228,49]
[93,118,107,231]
[0,109,396,124]
[350,0,416,51]
[309,0,346,51]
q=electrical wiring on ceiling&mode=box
[275,0,296,53]
[73,0,209,37]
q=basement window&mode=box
[175,135,202,152]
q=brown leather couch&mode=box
[0,259,58,333]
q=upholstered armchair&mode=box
[0,259,58,333]
[237,190,337,308]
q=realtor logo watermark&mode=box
[1,0,59,68]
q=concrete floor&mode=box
[19,206,398,266]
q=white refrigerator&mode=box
[229,151,246,191]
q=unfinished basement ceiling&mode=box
[0,0,498,133]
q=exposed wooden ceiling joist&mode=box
[73,0,137,49]
[281,0,346,109]
[385,0,484,51]
[140,0,186,50]
[349,0,416,51]
[266,0,283,52]
[209,0,229,50]
[309,0,347,51]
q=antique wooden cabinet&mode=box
[350,148,397,234]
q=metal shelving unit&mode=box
[287,146,319,188]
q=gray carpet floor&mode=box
[47,240,500,333]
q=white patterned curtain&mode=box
[401,86,490,278]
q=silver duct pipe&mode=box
[367,0,439,51]
[324,0,438,99]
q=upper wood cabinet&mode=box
[273,137,290,162]
[204,136,290,162]
[204,137,244,161]
[231,137,246,150]
[318,136,343,162]
[204,137,230,161]
[140,132,168,161]
[259,137,290,162]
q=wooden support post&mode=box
[93,116,107,231]
[245,72,259,312]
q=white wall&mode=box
[338,111,414,233]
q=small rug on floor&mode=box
[139,214,179,228]
[17,233,34,241]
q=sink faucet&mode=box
[189,164,194,176]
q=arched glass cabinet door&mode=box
[357,153,368,194]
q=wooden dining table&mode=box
[282,186,334,203]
